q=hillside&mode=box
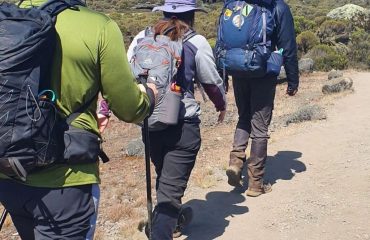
[88,0,370,14]
[87,0,370,70]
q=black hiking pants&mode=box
[230,75,276,190]
[148,121,201,240]
[0,180,99,240]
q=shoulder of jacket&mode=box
[188,34,208,46]
[273,0,291,22]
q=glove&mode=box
[286,86,298,96]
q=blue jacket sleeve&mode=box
[273,0,299,90]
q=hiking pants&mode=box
[230,75,276,190]
[148,121,201,240]
[0,180,99,240]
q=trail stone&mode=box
[328,70,344,80]
[299,58,314,74]
[126,138,144,156]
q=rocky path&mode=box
[178,72,370,240]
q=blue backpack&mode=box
[215,0,282,78]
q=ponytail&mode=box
[153,17,190,41]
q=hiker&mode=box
[128,0,227,239]
[0,0,157,239]
[218,0,299,196]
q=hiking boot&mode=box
[246,183,272,197]
[226,165,242,187]
[173,206,193,238]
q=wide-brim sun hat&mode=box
[152,0,207,13]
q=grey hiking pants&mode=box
[230,75,276,190]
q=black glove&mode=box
[286,86,298,96]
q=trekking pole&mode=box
[0,209,8,231]
[139,74,152,240]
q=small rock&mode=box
[322,77,353,94]
[125,138,145,157]
[299,58,314,74]
[328,69,343,80]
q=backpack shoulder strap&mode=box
[39,0,85,17]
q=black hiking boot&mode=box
[173,206,193,238]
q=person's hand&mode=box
[97,113,110,133]
[146,83,158,100]
[138,83,158,103]
[218,110,226,123]
[286,86,298,96]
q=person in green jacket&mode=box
[0,0,157,239]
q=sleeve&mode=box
[193,35,227,111]
[275,2,299,90]
[98,20,150,123]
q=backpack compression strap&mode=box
[39,0,85,16]
[262,7,267,53]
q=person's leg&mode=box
[151,122,201,240]
[30,184,98,240]
[0,180,35,240]
[227,75,252,186]
[247,77,276,196]
[0,181,98,239]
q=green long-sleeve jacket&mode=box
[0,0,151,187]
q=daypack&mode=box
[215,0,283,78]
[0,0,108,181]
[130,28,196,131]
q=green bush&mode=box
[349,28,370,68]
[317,19,351,43]
[307,44,348,71]
[208,38,217,49]
[296,31,319,55]
[294,16,316,34]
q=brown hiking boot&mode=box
[226,165,242,187]
[246,183,272,197]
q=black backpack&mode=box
[0,0,107,181]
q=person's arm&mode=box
[192,35,227,116]
[275,1,299,95]
[98,20,153,123]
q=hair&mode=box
[153,11,195,41]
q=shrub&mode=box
[314,16,329,27]
[296,31,319,54]
[294,16,316,34]
[285,105,326,126]
[208,38,217,49]
[349,28,370,68]
[307,44,348,71]
[317,19,351,43]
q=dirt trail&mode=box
[178,72,370,240]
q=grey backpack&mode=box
[130,28,195,131]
